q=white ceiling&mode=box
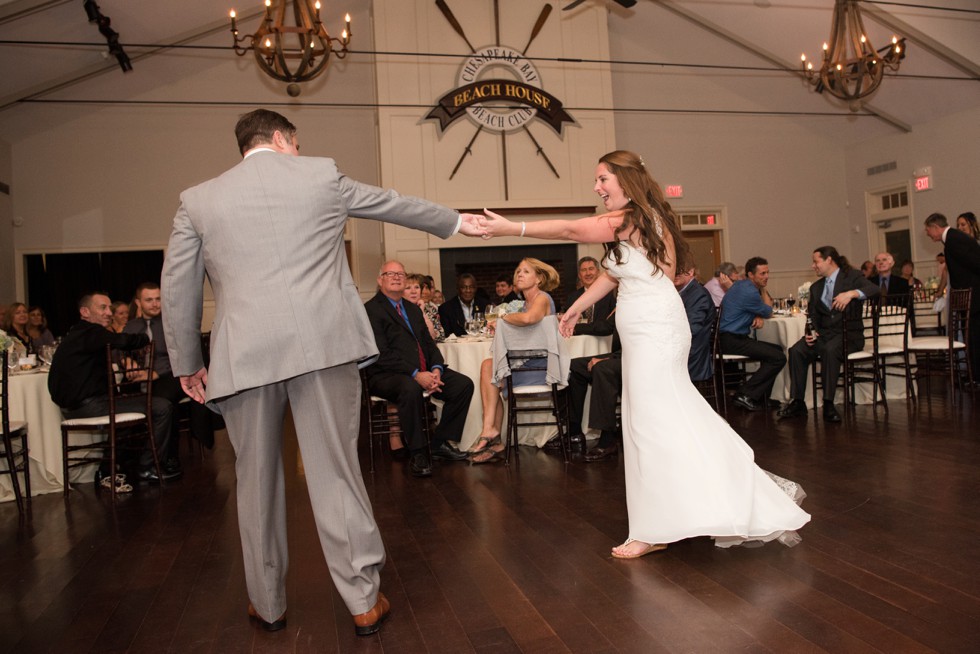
[0,0,977,144]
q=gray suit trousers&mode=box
[218,363,385,620]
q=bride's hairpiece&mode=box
[638,155,646,167]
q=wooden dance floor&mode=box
[2,390,978,653]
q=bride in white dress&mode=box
[483,150,810,558]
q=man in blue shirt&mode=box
[719,256,786,411]
[779,246,880,422]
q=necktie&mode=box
[822,278,834,309]
[396,302,426,371]
[145,319,153,341]
[880,277,888,293]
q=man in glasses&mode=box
[364,261,473,477]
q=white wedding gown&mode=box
[608,242,810,548]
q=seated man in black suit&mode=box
[778,246,880,423]
[566,256,616,336]
[48,292,177,486]
[673,267,716,384]
[364,261,473,477]
[123,282,216,478]
[868,251,910,305]
[438,273,487,337]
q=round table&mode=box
[437,334,613,449]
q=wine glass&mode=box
[786,293,797,313]
[465,319,481,337]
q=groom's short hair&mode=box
[235,109,297,155]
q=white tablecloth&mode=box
[1,369,98,502]
[437,334,613,449]
[755,313,910,407]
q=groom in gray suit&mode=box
[162,109,485,636]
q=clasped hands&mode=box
[457,209,510,240]
[415,368,444,393]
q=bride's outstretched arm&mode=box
[560,273,619,337]
[483,209,622,244]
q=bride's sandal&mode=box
[611,538,667,559]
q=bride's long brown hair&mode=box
[599,150,691,275]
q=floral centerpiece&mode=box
[797,281,812,301]
[0,329,13,353]
[494,299,525,317]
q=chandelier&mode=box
[230,0,351,96]
[801,0,906,111]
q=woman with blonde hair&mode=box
[468,258,559,463]
[482,150,809,557]
[404,273,445,341]
[109,301,130,333]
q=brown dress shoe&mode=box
[248,603,287,632]
[353,592,390,636]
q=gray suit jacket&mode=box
[161,151,459,407]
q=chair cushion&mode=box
[721,354,750,361]
[513,384,563,394]
[877,346,905,354]
[61,412,146,427]
[847,351,873,360]
[908,337,965,350]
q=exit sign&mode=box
[664,184,683,198]
[913,166,933,192]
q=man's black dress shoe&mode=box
[543,436,562,451]
[584,443,618,462]
[163,457,182,475]
[248,603,287,632]
[777,399,807,418]
[409,452,432,477]
[823,402,842,423]
[431,442,468,461]
[136,467,182,483]
[733,394,764,411]
[568,432,585,445]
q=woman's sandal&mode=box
[611,538,667,559]
[467,434,501,455]
[100,474,133,494]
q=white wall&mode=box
[843,106,980,281]
[0,3,385,304]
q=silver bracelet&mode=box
[520,221,526,237]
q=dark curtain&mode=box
[25,250,164,338]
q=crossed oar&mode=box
[437,0,560,182]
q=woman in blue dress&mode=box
[468,258,559,463]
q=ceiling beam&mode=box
[0,8,266,113]
[651,0,912,133]
[861,4,980,80]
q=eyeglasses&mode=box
[381,272,406,279]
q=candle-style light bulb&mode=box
[342,29,348,40]
[230,9,237,32]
